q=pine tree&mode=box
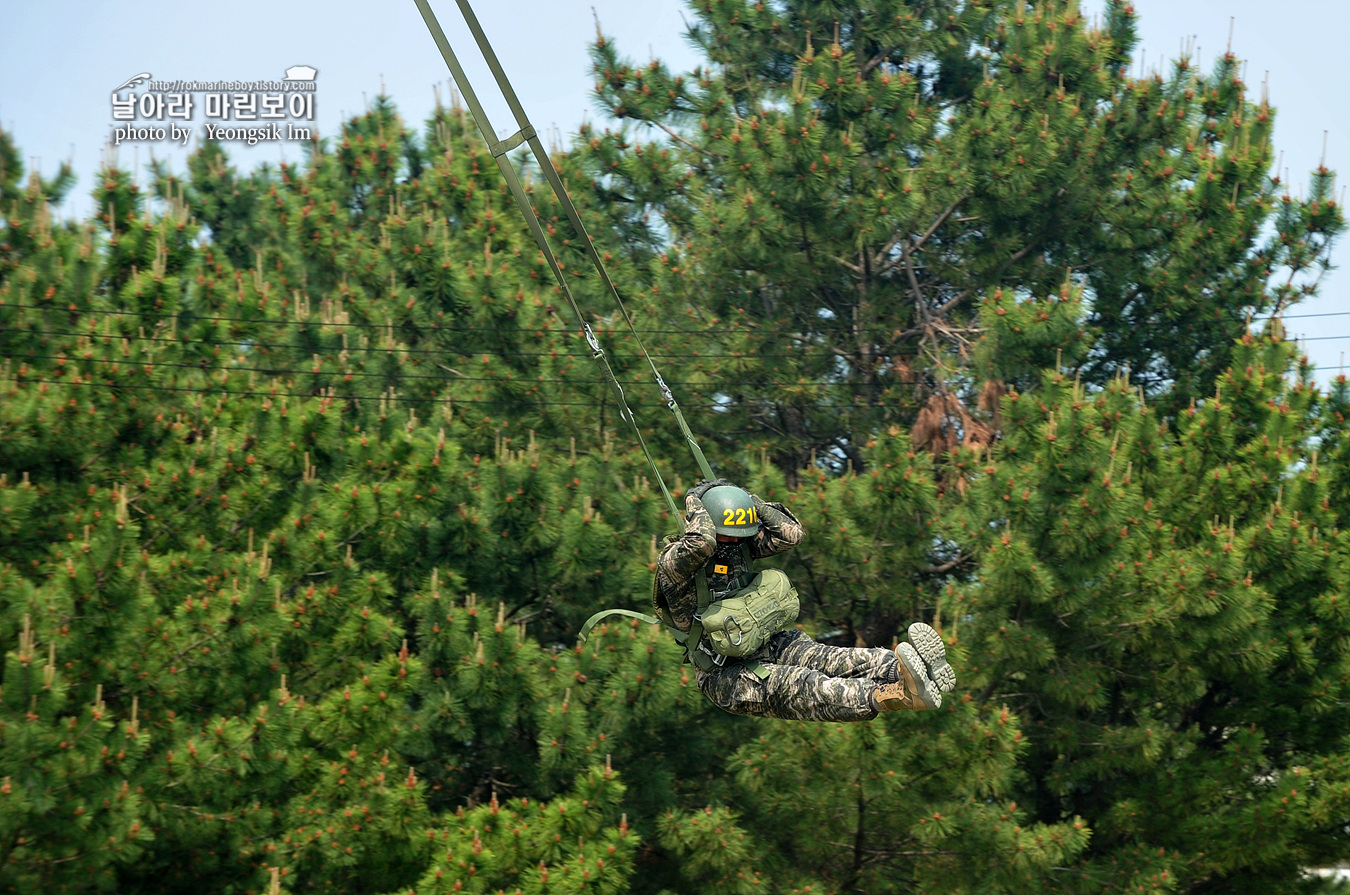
[567,2,1350,887]
[577,0,1340,475]
[0,112,660,892]
[948,322,1350,891]
[3,0,1348,887]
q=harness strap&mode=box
[413,1,754,683]
[691,550,769,680]
[445,0,715,484]
[687,568,715,671]
[730,541,756,591]
[412,0,713,508]
[577,608,667,644]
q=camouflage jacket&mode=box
[654,493,804,634]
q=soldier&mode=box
[655,479,956,722]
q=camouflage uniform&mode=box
[656,492,900,722]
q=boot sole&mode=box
[895,643,941,709]
[908,623,956,693]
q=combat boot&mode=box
[873,643,941,711]
[907,622,956,693]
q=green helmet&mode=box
[701,485,761,537]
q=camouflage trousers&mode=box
[696,629,898,722]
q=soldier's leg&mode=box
[765,629,899,682]
[697,660,879,722]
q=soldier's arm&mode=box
[749,496,804,559]
[656,494,718,599]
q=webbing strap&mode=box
[688,569,714,672]
[446,0,715,483]
[577,603,767,680]
[412,0,715,495]
[577,608,667,645]
[687,548,769,680]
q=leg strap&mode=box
[577,609,664,645]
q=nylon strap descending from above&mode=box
[412,0,715,520]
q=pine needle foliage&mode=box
[578,0,1341,473]
[0,0,1347,891]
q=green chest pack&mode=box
[698,568,800,659]
[580,539,801,680]
[678,542,799,678]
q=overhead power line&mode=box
[0,375,904,410]
[0,350,880,391]
[9,319,1346,363]
[1254,311,1350,321]
[1,375,612,407]
[4,326,814,359]
[7,301,1348,331]
[0,302,749,335]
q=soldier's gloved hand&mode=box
[681,494,719,544]
[687,477,733,501]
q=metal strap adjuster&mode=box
[489,124,536,158]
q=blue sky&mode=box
[2,0,1345,382]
